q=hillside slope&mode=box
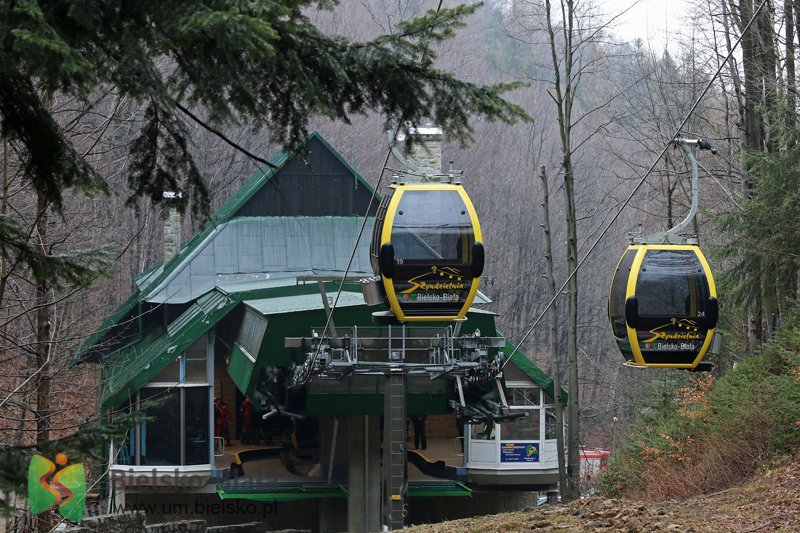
[407,457,800,531]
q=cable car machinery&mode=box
[281,126,524,530]
[608,136,721,371]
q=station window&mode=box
[238,310,267,359]
[545,408,558,440]
[470,421,495,440]
[503,386,542,440]
[116,334,212,466]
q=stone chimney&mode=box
[406,125,443,176]
[163,191,182,263]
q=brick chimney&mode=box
[163,191,182,263]
[406,125,443,176]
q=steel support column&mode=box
[382,368,407,530]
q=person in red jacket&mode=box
[214,398,229,440]
[241,397,255,445]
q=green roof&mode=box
[506,341,567,403]
[100,290,237,409]
[408,480,471,497]
[214,481,470,501]
[77,131,377,364]
[136,132,377,301]
[244,292,365,316]
[100,281,369,407]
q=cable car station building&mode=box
[76,132,566,531]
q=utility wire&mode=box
[501,0,768,368]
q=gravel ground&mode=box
[406,457,800,532]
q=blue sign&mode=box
[500,442,540,462]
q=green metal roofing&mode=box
[506,341,567,403]
[79,132,377,363]
[137,132,378,301]
[214,481,469,501]
[228,344,256,394]
[100,290,237,409]
[244,292,365,316]
[142,217,375,304]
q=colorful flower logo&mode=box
[27,453,86,522]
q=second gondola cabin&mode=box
[370,182,484,322]
[608,244,718,369]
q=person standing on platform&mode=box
[241,397,255,445]
[214,398,229,440]
[411,415,427,450]
[456,414,465,454]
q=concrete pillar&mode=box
[347,415,381,533]
[317,498,347,533]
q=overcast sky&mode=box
[602,0,691,52]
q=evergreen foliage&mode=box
[0,408,146,516]
[716,131,800,311]
[598,305,800,499]
[0,0,528,214]
[0,214,111,289]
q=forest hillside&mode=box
[407,458,800,531]
[404,311,800,530]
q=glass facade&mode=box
[117,334,212,466]
[140,388,181,465]
[503,386,543,440]
[502,408,540,440]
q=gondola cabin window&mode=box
[636,250,711,318]
[391,190,474,266]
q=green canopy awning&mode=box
[101,290,237,409]
[216,483,347,502]
[408,480,471,497]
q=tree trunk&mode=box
[544,0,580,500]
[739,0,766,352]
[563,155,580,500]
[539,165,568,497]
[35,193,51,446]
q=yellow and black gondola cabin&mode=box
[370,182,484,322]
[608,244,718,369]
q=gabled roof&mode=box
[132,131,377,300]
[76,132,378,364]
[141,217,375,304]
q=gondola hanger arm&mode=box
[637,135,716,245]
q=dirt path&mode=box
[407,458,800,532]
